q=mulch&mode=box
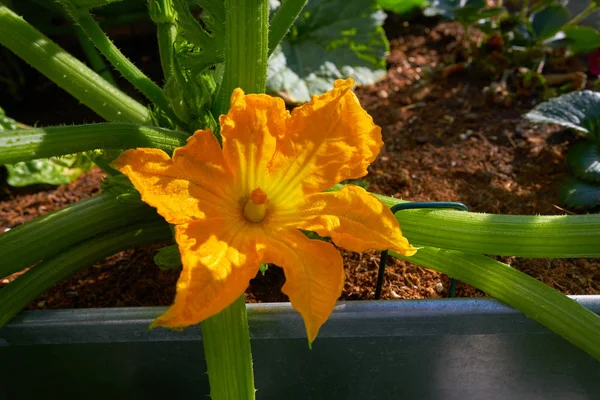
[1,15,598,311]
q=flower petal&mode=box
[267,78,383,202]
[260,228,344,344]
[296,185,417,256]
[113,130,235,224]
[220,88,290,196]
[153,217,260,327]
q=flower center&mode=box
[243,187,268,223]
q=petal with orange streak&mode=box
[113,130,235,225]
[153,217,261,327]
[266,78,383,203]
[220,89,290,196]
[260,228,344,344]
[296,185,417,256]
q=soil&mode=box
[1,14,599,311]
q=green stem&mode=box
[0,193,161,278]
[214,0,269,115]
[375,193,600,258]
[565,3,599,27]
[391,247,600,362]
[201,295,256,400]
[0,122,188,164]
[148,0,177,84]
[75,13,184,126]
[0,220,171,328]
[0,5,149,124]
[200,0,269,398]
[74,25,117,86]
[268,0,306,56]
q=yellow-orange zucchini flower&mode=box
[114,78,416,342]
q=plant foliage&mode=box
[525,90,600,208]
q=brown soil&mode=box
[1,16,599,311]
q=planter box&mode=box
[1,297,599,399]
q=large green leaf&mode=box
[567,141,600,183]
[524,90,600,142]
[266,0,388,103]
[0,107,94,186]
[5,154,94,187]
[563,26,600,54]
[531,5,570,41]
[559,176,600,209]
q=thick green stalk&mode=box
[391,247,600,361]
[148,0,177,84]
[268,0,306,56]
[375,193,600,257]
[214,0,269,115]
[0,5,149,124]
[200,0,269,399]
[0,221,171,328]
[201,296,255,400]
[75,13,184,126]
[0,194,161,278]
[74,25,117,86]
[0,123,188,164]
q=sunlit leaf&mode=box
[524,90,600,142]
[266,0,388,103]
[6,154,94,187]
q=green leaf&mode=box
[154,245,182,270]
[6,154,94,187]
[563,26,600,54]
[172,0,224,72]
[377,0,427,15]
[524,90,600,142]
[266,0,388,103]
[559,176,600,209]
[531,5,570,41]
[259,263,269,275]
[567,141,600,183]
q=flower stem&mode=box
[201,296,256,400]
[201,0,269,398]
[214,0,269,114]
[0,5,149,124]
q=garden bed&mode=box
[1,16,598,310]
